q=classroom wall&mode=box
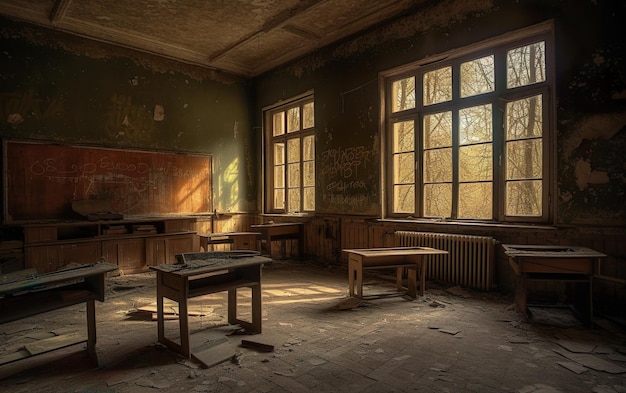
[0,17,257,215]
[254,0,626,311]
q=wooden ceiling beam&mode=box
[208,0,329,62]
[50,0,72,24]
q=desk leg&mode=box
[179,296,191,358]
[86,299,97,363]
[156,272,165,346]
[515,274,529,321]
[406,266,418,298]
[251,283,262,333]
[298,227,304,258]
[348,256,363,298]
[418,258,426,297]
[227,288,237,327]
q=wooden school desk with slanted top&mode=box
[503,244,607,326]
[342,247,448,299]
[150,251,271,359]
[251,222,304,259]
[0,262,118,365]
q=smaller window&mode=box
[265,96,315,213]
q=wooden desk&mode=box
[503,244,606,326]
[0,262,118,364]
[343,247,448,299]
[198,232,260,251]
[150,251,271,358]
[251,223,304,259]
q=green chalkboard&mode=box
[3,140,212,222]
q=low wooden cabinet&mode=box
[102,238,147,274]
[25,241,101,273]
[23,217,199,274]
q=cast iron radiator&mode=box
[395,231,496,291]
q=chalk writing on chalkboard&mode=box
[3,140,212,221]
[319,144,377,215]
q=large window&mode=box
[385,23,553,223]
[264,94,315,213]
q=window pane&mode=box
[303,161,315,186]
[393,153,414,183]
[288,163,300,187]
[287,138,300,163]
[460,104,492,145]
[507,41,545,88]
[392,77,416,112]
[459,144,492,182]
[506,139,542,179]
[506,180,542,216]
[393,121,414,152]
[424,111,452,148]
[394,184,415,213]
[287,107,300,133]
[461,55,495,97]
[303,135,314,160]
[274,142,284,165]
[458,182,492,219]
[303,102,314,129]
[424,148,452,183]
[288,188,300,212]
[273,112,284,136]
[506,95,543,140]
[423,66,452,105]
[303,187,315,211]
[424,183,452,218]
[274,189,285,209]
[274,165,284,188]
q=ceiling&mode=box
[0,0,431,77]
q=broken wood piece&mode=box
[335,297,362,310]
[241,339,275,352]
[24,332,85,356]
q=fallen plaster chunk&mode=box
[438,328,460,335]
[556,339,596,353]
[558,361,588,374]
[335,297,362,310]
[554,349,626,374]
[241,339,275,353]
[446,285,471,298]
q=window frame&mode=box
[381,21,555,224]
[263,92,315,214]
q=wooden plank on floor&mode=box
[23,332,85,356]
[189,331,238,369]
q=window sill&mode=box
[378,217,558,231]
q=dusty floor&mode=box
[1,260,625,393]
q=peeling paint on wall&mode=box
[562,112,626,159]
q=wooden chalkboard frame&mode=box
[3,139,212,223]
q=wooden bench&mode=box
[198,232,260,252]
[343,247,447,299]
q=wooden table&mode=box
[150,251,271,358]
[0,262,118,364]
[343,247,448,299]
[251,223,304,259]
[198,232,261,251]
[503,244,607,326]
